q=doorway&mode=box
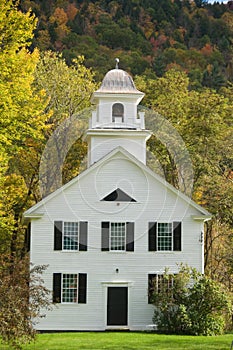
[107,287,128,326]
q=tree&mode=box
[0,0,48,255]
[0,0,45,152]
[151,265,232,335]
[0,255,52,349]
[135,70,233,291]
[202,62,226,89]
[34,52,97,196]
[135,70,191,191]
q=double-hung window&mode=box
[157,223,172,251]
[63,222,78,250]
[148,274,174,303]
[53,273,87,304]
[54,221,88,251]
[62,273,77,302]
[110,222,126,251]
[148,221,182,252]
[101,221,134,252]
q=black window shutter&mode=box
[148,222,157,251]
[126,222,134,252]
[78,273,87,303]
[54,221,63,250]
[101,222,109,251]
[173,221,182,251]
[79,222,88,251]
[25,222,31,252]
[53,273,61,303]
[148,274,157,304]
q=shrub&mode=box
[151,265,232,335]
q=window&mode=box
[148,274,174,303]
[110,222,126,251]
[62,274,77,302]
[53,273,87,304]
[101,188,136,202]
[101,222,134,252]
[54,221,88,251]
[158,223,172,251]
[148,222,182,252]
[63,222,78,250]
[112,103,124,122]
[157,274,174,293]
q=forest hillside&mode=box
[20,0,233,88]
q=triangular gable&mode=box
[101,188,136,202]
[24,146,211,218]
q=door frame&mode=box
[102,281,133,330]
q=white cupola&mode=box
[85,60,151,167]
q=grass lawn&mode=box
[1,332,233,350]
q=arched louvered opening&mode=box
[112,103,124,122]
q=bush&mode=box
[151,265,232,335]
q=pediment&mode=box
[101,188,136,202]
[24,147,211,219]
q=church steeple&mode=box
[85,62,151,167]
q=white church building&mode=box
[24,64,211,331]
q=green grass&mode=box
[1,332,233,350]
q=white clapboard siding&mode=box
[28,150,207,331]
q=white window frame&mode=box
[157,222,173,251]
[62,273,78,303]
[110,222,126,252]
[62,221,79,251]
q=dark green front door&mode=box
[107,287,128,326]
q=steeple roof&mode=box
[96,68,142,94]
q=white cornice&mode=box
[191,215,212,222]
[84,129,152,141]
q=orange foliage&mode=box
[169,38,176,46]
[200,43,213,56]
[66,3,78,21]
[49,7,68,26]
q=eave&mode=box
[191,215,212,222]
[23,212,44,223]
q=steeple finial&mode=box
[115,58,119,69]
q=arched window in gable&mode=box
[112,103,124,122]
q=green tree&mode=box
[202,62,226,89]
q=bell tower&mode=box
[85,60,151,167]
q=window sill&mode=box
[54,250,88,253]
[148,251,182,253]
[109,250,126,253]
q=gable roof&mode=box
[24,146,211,219]
[101,188,136,202]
